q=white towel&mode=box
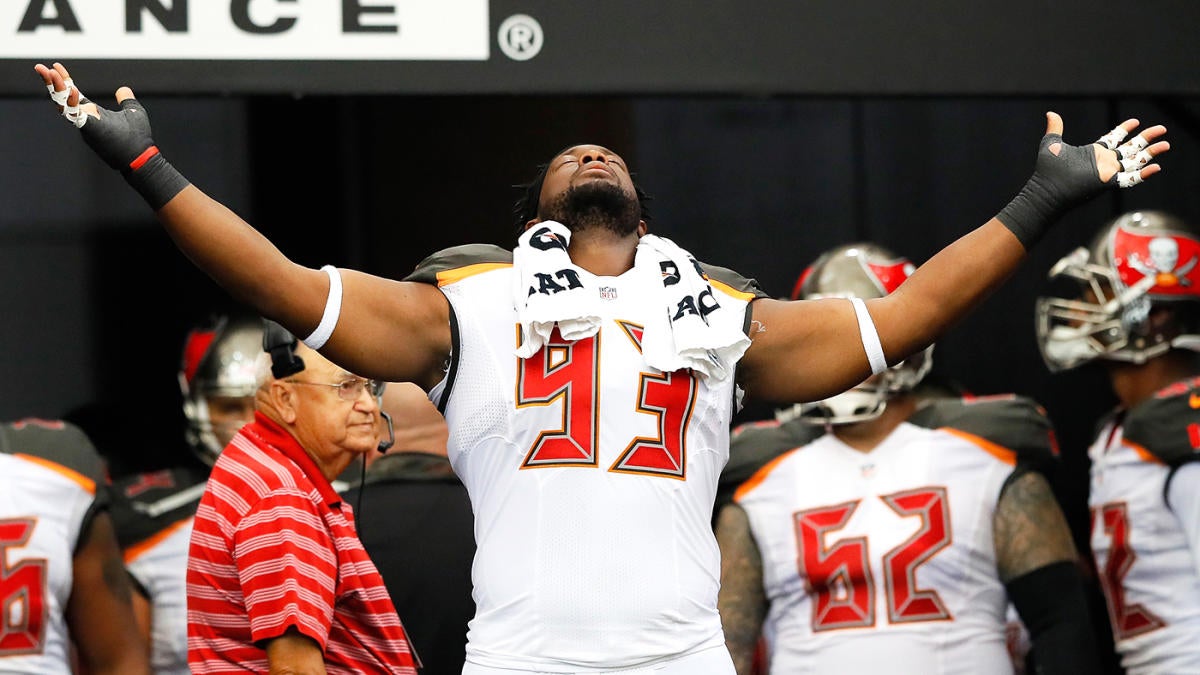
[511,224,750,382]
[513,221,602,358]
[635,234,751,382]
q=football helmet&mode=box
[179,314,264,464]
[780,242,933,425]
[1036,210,1200,372]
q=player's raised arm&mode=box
[740,112,1169,404]
[34,62,451,389]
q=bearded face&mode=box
[539,180,641,237]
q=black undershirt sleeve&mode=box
[1006,560,1103,675]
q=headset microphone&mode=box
[377,411,395,454]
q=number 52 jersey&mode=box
[734,396,1056,675]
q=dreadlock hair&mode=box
[511,149,653,235]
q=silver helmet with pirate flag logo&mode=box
[1036,210,1200,372]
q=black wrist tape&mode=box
[996,131,1107,250]
[995,173,1061,250]
[122,146,190,211]
[1006,560,1101,675]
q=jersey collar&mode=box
[249,412,343,508]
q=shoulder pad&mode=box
[110,465,209,548]
[723,418,823,491]
[1123,376,1200,466]
[908,394,1058,470]
[698,262,770,300]
[0,419,107,488]
[405,244,513,285]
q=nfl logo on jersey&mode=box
[599,286,618,300]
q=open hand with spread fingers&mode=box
[996,112,1170,249]
[34,61,190,210]
[1091,117,1169,187]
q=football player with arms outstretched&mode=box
[718,243,1099,675]
[36,60,1164,674]
[1036,210,1200,674]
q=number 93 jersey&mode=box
[409,245,764,672]
[0,419,108,674]
[734,396,1056,675]
[1088,376,1200,674]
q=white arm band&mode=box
[850,297,887,375]
[303,265,342,350]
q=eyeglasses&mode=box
[286,377,385,402]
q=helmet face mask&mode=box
[1036,211,1200,373]
[180,315,264,465]
[782,242,931,426]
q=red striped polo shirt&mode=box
[186,413,416,674]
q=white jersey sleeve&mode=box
[1167,462,1200,581]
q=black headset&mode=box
[262,319,306,378]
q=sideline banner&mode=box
[1,0,1197,96]
[0,0,489,60]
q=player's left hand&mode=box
[1034,113,1167,201]
[997,113,1170,249]
[1058,113,1170,188]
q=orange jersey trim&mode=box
[710,278,757,302]
[734,447,801,503]
[15,453,96,495]
[1121,438,1164,465]
[125,518,192,564]
[436,262,511,287]
[939,428,1016,466]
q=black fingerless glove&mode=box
[996,132,1113,250]
[81,97,190,210]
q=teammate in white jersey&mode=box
[109,313,263,674]
[719,243,1099,675]
[1036,210,1200,674]
[36,61,1167,673]
[0,418,151,674]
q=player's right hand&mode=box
[35,62,159,175]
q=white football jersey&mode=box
[0,419,107,674]
[736,421,1023,675]
[1087,385,1200,675]
[110,466,208,675]
[413,245,760,671]
[128,520,192,675]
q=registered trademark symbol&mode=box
[498,14,542,61]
